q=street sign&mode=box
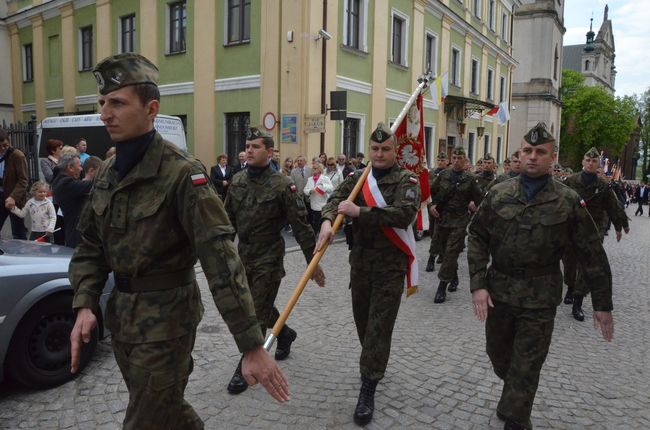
[304,114,326,133]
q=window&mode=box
[424,126,433,167]
[345,0,360,49]
[119,14,136,53]
[225,112,250,163]
[473,0,482,19]
[487,68,494,100]
[451,48,461,86]
[343,118,361,158]
[391,10,408,66]
[168,1,186,54]
[80,26,93,71]
[468,132,476,163]
[501,12,509,41]
[470,58,479,95]
[585,60,590,71]
[22,43,33,82]
[496,136,502,163]
[488,0,496,30]
[553,45,559,80]
[483,135,490,158]
[425,32,437,74]
[499,76,506,103]
[227,0,250,44]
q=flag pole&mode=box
[263,72,434,351]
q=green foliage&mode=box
[560,70,638,169]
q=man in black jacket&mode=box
[52,152,94,247]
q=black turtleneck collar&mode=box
[509,170,519,178]
[113,129,156,180]
[247,163,270,178]
[450,168,464,181]
[520,173,550,202]
[372,164,393,180]
[481,170,494,179]
[581,170,598,186]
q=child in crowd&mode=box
[9,181,57,242]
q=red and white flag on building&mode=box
[394,93,431,232]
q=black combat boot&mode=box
[275,325,297,361]
[436,255,443,264]
[227,358,248,394]
[563,289,574,305]
[353,376,378,426]
[448,272,459,292]
[434,281,448,303]
[504,418,529,430]
[572,296,585,322]
[425,255,435,272]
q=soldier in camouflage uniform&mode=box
[490,150,521,189]
[562,147,629,320]
[429,146,484,303]
[68,54,289,430]
[475,153,497,194]
[425,151,449,272]
[224,126,325,394]
[502,157,511,175]
[468,123,614,430]
[317,123,421,426]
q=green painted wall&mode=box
[111,0,140,54]
[43,16,63,101]
[215,0,260,78]
[336,0,373,82]
[448,0,465,18]
[213,88,260,158]
[19,26,34,103]
[158,1,194,83]
[159,94,194,153]
[74,6,97,97]
[16,0,32,10]
[46,108,63,117]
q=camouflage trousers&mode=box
[246,266,282,336]
[112,333,203,430]
[350,248,407,380]
[486,301,556,430]
[428,219,443,258]
[561,249,577,293]
[436,225,467,282]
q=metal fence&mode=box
[2,118,39,186]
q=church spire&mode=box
[585,16,595,50]
[604,4,609,21]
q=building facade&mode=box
[3,0,517,166]
[510,0,565,146]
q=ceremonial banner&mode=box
[395,93,430,231]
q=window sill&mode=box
[340,45,368,57]
[451,83,461,89]
[23,79,33,83]
[166,50,187,57]
[388,61,409,71]
[78,68,92,73]
[224,40,251,47]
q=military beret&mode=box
[523,122,555,146]
[503,157,511,164]
[246,126,272,140]
[476,158,483,165]
[437,151,447,160]
[483,153,495,161]
[584,147,600,159]
[553,163,562,170]
[370,122,393,143]
[452,146,466,156]
[93,53,159,95]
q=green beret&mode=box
[523,122,555,146]
[437,151,447,160]
[476,158,483,164]
[93,53,159,95]
[483,153,494,161]
[553,163,562,170]
[452,146,466,156]
[246,126,272,140]
[584,147,600,159]
[370,122,393,143]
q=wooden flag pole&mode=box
[264,72,433,351]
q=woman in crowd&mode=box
[303,161,333,234]
[282,157,294,177]
[40,139,63,184]
[209,154,233,201]
[324,156,344,189]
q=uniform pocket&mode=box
[132,194,166,221]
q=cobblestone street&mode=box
[1,206,649,430]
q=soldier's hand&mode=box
[315,220,334,253]
[429,204,439,218]
[624,226,630,234]
[311,264,326,287]
[242,346,290,402]
[615,230,622,242]
[468,201,477,212]
[338,200,360,217]
[593,311,614,342]
[471,289,493,322]
[70,308,97,374]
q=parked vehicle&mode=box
[0,239,113,388]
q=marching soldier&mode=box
[224,126,326,394]
[502,157,511,175]
[490,150,521,189]
[69,54,288,430]
[475,153,497,194]
[429,147,484,303]
[562,147,629,320]
[425,151,449,272]
[468,123,614,430]
[316,123,420,426]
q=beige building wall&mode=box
[60,3,75,113]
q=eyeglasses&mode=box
[327,164,335,167]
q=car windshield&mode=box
[0,240,74,257]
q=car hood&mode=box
[0,240,73,276]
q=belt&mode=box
[491,262,559,279]
[238,233,280,244]
[114,267,195,293]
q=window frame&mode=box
[470,57,480,95]
[225,0,251,46]
[496,136,502,163]
[501,12,509,42]
[487,67,494,101]
[468,132,476,163]
[488,0,496,31]
[167,1,187,55]
[118,14,136,54]
[483,134,490,158]
[22,43,33,82]
[451,46,462,87]
[499,75,506,103]
[224,112,250,163]
[390,8,409,67]
[341,113,366,158]
[342,0,368,52]
[79,25,93,72]
[424,30,438,75]
[473,0,482,19]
